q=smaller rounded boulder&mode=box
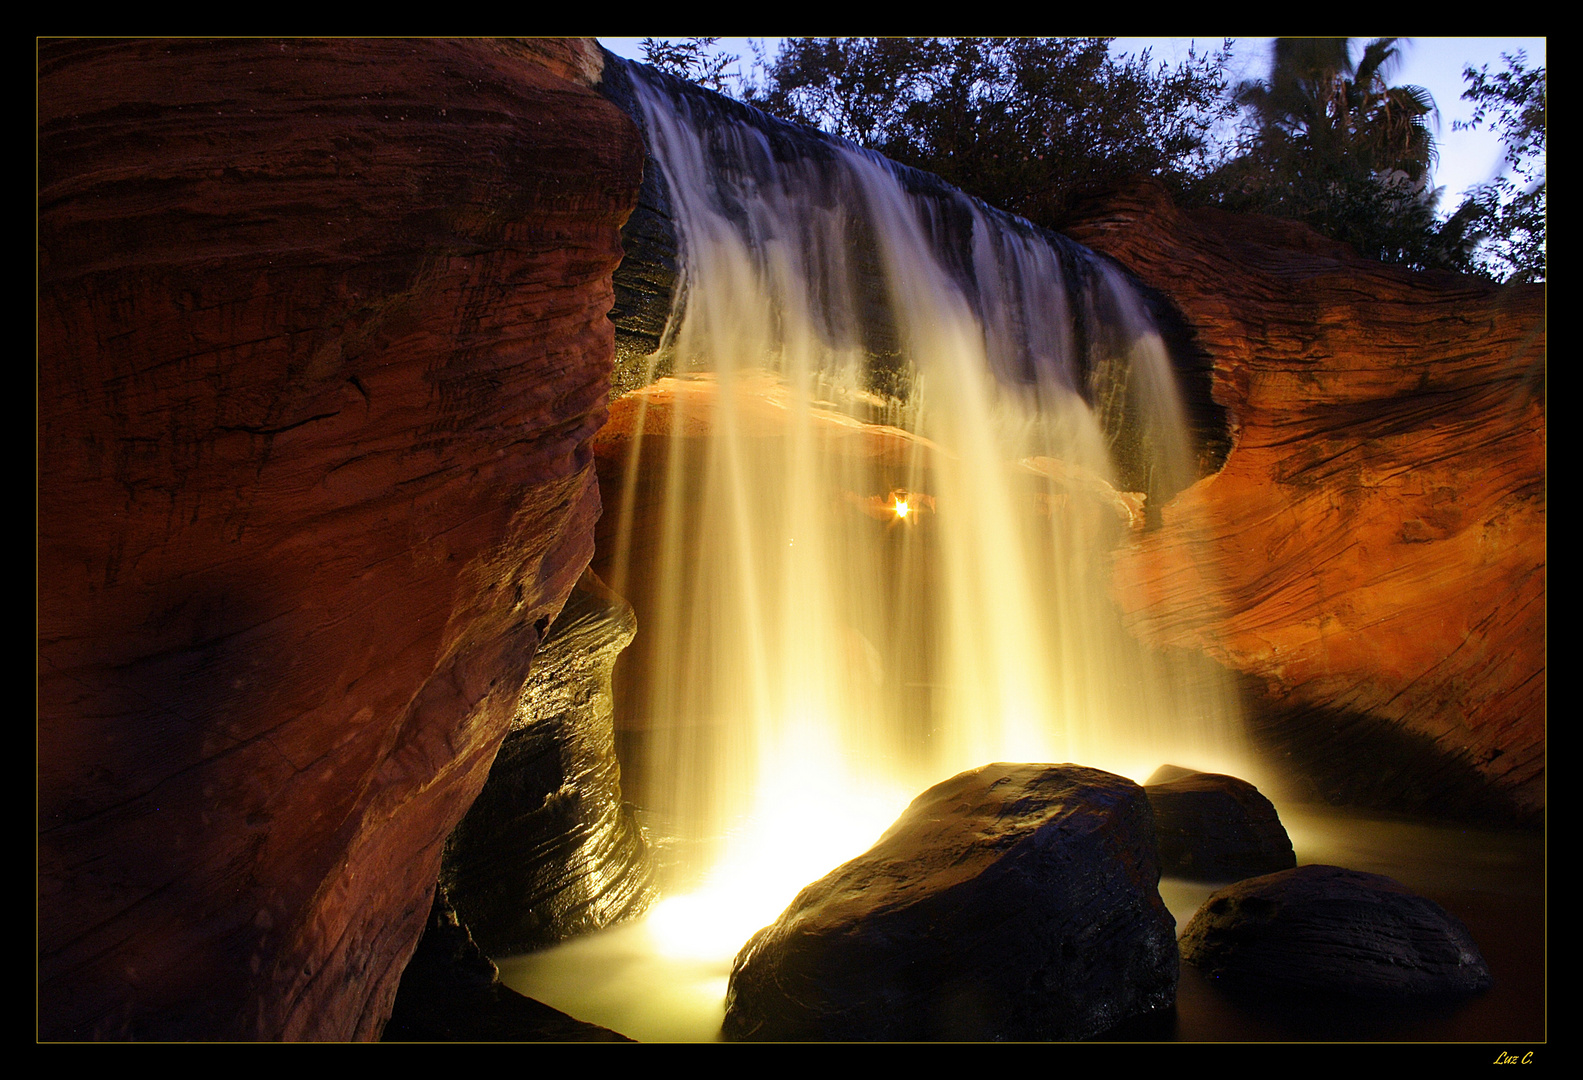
[1180,864,1491,997]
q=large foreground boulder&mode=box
[1180,864,1491,997]
[1144,766,1295,880]
[721,763,1177,1041]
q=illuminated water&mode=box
[503,61,1543,1041]
[601,62,1248,923]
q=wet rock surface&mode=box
[597,53,1224,503]
[443,570,657,956]
[721,763,1177,1041]
[1180,864,1492,998]
[1144,766,1296,880]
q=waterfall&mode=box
[598,59,1246,939]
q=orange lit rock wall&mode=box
[1066,183,1545,818]
[38,39,641,1039]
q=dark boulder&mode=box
[383,890,630,1042]
[1144,766,1296,880]
[1180,864,1491,997]
[721,763,1178,1041]
[1144,764,1199,785]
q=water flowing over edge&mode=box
[597,54,1249,954]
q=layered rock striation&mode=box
[38,38,642,1039]
[1067,183,1545,820]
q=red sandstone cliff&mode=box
[38,38,641,1040]
[1066,183,1545,818]
[39,41,1546,1040]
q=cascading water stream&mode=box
[597,60,1248,950]
[490,59,1544,1044]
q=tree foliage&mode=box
[641,36,738,95]
[635,36,1543,280]
[1194,37,1465,270]
[1446,52,1545,283]
[1235,38,1437,182]
[740,37,1239,231]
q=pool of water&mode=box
[496,804,1543,1042]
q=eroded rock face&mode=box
[38,38,642,1040]
[442,569,657,956]
[1066,183,1545,821]
[1179,865,1492,998]
[721,763,1178,1041]
[1144,767,1296,881]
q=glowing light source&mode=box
[893,497,910,519]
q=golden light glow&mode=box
[612,62,1253,998]
[647,749,917,962]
